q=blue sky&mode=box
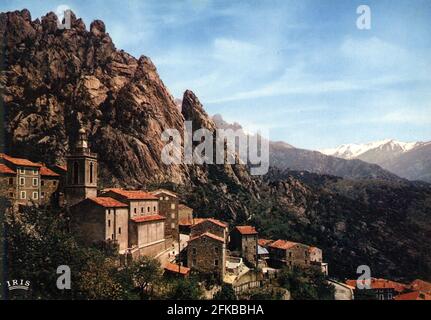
[2,0,431,149]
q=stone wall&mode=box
[191,220,227,241]
[187,235,226,281]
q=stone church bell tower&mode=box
[65,128,98,206]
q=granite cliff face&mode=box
[1,10,430,280]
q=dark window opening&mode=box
[90,162,94,183]
[73,162,79,184]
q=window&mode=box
[215,246,219,254]
[53,181,57,186]
[171,213,175,219]
[9,192,14,197]
[108,220,111,227]
[289,252,292,258]
[8,178,13,185]
[41,180,45,186]
[41,192,45,198]
[19,177,25,186]
[134,208,137,214]
[141,207,144,213]
[32,178,38,186]
[111,234,114,240]
[153,206,156,211]
[32,192,38,200]
[171,222,175,229]
[20,191,26,199]
[214,259,219,266]
[171,203,176,209]
[73,162,79,184]
[118,227,121,234]
[33,169,38,175]
[89,162,94,183]
[192,248,197,255]
[147,207,150,213]
[192,259,196,266]
[165,196,169,200]
[19,168,25,174]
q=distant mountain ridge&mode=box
[320,139,423,160]
[320,139,431,182]
[212,115,402,181]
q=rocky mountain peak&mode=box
[181,90,216,131]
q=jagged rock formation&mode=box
[1,9,430,281]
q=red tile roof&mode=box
[164,263,190,275]
[131,214,166,223]
[409,279,431,293]
[394,291,431,300]
[189,232,225,243]
[40,166,60,177]
[193,218,228,228]
[268,239,298,250]
[0,153,42,167]
[345,278,407,293]
[235,226,258,235]
[258,239,274,247]
[0,163,16,174]
[88,197,128,208]
[105,188,159,200]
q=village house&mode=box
[178,204,194,234]
[178,203,193,221]
[0,153,42,205]
[150,189,179,242]
[102,188,166,258]
[229,226,258,267]
[267,239,311,269]
[0,163,17,202]
[187,232,226,281]
[71,196,129,253]
[190,218,229,243]
[0,153,62,206]
[39,165,61,205]
[309,246,328,275]
[345,278,407,300]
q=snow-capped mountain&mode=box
[320,139,431,182]
[319,139,422,160]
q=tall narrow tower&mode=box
[65,128,98,206]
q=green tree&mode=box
[127,256,162,299]
[278,266,335,300]
[166,277,203,300]
[213,284,236,300]
[4,203,133,299]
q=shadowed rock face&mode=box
[2,9,430,281]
